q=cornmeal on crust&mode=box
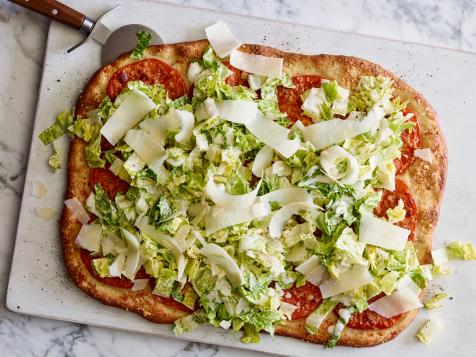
[60,39,447,346]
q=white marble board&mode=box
[6,1,476,356]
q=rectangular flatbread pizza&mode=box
[39,23,448,348]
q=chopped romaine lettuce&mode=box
[416,318,444,345]
[306,298,338,334]
[92,257,111,278]
[424,293,448,310]
[39,109,74,144]
[348,76,393,113]
[85,134,105,168]
[48,143,62,172]
[153,268,176,297]
[130,31,151,60]
[446,241,476,260]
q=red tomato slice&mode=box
[107,58,187,100]
[394,111,421,174]
[281,282,323,320]
[344,293,404,330]
[374,179,418,240]
[277,75,323,125]
[89,167,130,200]
[223,60,248,87]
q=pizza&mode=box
[40,21,449,347]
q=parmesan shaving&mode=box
[205,176,261,210]
[414,148,433,163]
[100,89,156,145]
[230,50,283,77]
[205,21,242,58]
[368,287,423,318]
[269,202,317,238]
[64,197,89,225]
[131,279,150,291]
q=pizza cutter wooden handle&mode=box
[9,0,91,31]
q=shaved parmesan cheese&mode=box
[279,301,298,320]
[206,176,261,210]
[230,50,283,78]
[187,62,203,83]
[272,161,292,176]
[319,145,359,184]
[121,229,140,280]
[200,243,245,287]
[205,206,255,234]
[101,232,124,256]
[301,106,384,150]
[252,145,274,177]
[64,197,89,225]
[319,266,373,298]
[205,21,242,58]
[398,275,422,295]
[140,114,177,146]
[219,320,232,330]
[359,214,409,251]
[368,287,423,318]
[36,207,55,221]
[216,99,258,125]
[174,110,195,143]
[100,89,156,145]
[414,148,433,163]
[431,248,449,266]
[246,112,300,158]
[131,279,150,291]
[124,129,167,175]
[332,85,350,116]
[109,254,125,277]
[248,74,265,90]
[195,133,209,151]
[296,255,327,285]
[269,202,317,238]
[140,109,194,145]
[139,220,185,281]
[31,180,48,199]
[75,224,102,252]
[250,202,269,218]
[260,188,312,206]
[204,97,220,117]
[301,88,327,121]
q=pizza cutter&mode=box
[8,0,163,65]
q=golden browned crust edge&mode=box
[60,40,447,346]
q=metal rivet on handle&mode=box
[52,9,59,15]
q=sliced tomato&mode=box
[374,179,418,240]
[89,167,130,200]
[281,282,323,320]
[223,60,248,87]
[277,75,323,125]
[344,293,404,330]
[107,58,187,100]
[394,111,421,174]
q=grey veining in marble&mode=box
[1,0,476,356]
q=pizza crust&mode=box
[61,39,447,346]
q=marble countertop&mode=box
[1,0,475,355]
